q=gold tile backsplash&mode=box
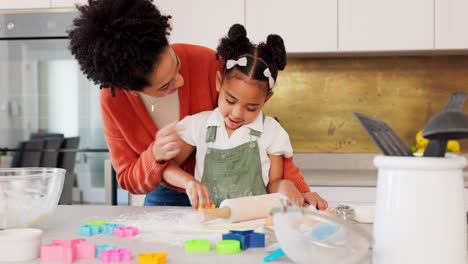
[263,56,468,153]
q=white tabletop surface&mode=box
[12,205,374,264]
[16,205,373,264]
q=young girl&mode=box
[162,24,310,208]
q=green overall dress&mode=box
[201,124,267,206]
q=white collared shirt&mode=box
[178,107,293,185]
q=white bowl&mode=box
[0,228,43,261]
[272,207,372,264]
[0,168,65,228]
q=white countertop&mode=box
[19,205,370,264]
[8,205,466,263]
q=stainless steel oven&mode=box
[0,11,126,205]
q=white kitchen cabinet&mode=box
[154,0,244,50]
[246,0,337,53]
[311,186,377,204]
[51,0,88,8]
[435,0,468,49]
[338,0,433,51]
[0,0,50,9]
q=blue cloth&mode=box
[144,185,191,206]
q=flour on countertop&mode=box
[105,208,265,247]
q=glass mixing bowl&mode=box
[0,168,65,229]
[272,206,372,264]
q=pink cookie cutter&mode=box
[113,226,139,237]
[41,238,95,263]
[100,248,132,263]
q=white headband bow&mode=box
[226,56,275,89]
[226,57,248,70]
[263,68,275,89]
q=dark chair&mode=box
[10,135,80,205]
[11,139,45,167]
[40,137,64,167]
[30,133,64,140]
[29,133,64,167]
[10,142,23,167]
[57,137,80,205]
[11,133,64,168]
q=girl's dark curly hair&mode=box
[216,24,286,95]
[68,0,171,92]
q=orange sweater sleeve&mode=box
[283,157,311,193]
[100,90,166,194]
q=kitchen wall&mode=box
[264,55,468,153]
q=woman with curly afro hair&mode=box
[68,0,327,208]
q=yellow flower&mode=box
[416,130,429,148]
[447,140,460,152]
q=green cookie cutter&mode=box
[216,240,241,254]
[184,239,211,253]
[86,221,109,232]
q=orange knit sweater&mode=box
[100,44,311,194]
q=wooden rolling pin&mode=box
[198,193,282,223]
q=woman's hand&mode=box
[276,180,305,206]
[185,180,214,209]
[153,121,184,162]
[303,192,328,210]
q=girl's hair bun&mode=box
[265,34,286,71]
[217,24,251,61]
[216,24,287,93]
[228,24,248,43]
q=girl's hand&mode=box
[303,192,328,210]
[153,121,184,162]
[185,180,214,209]
[277,180,305,206]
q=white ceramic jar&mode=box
[373,155,467,264]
